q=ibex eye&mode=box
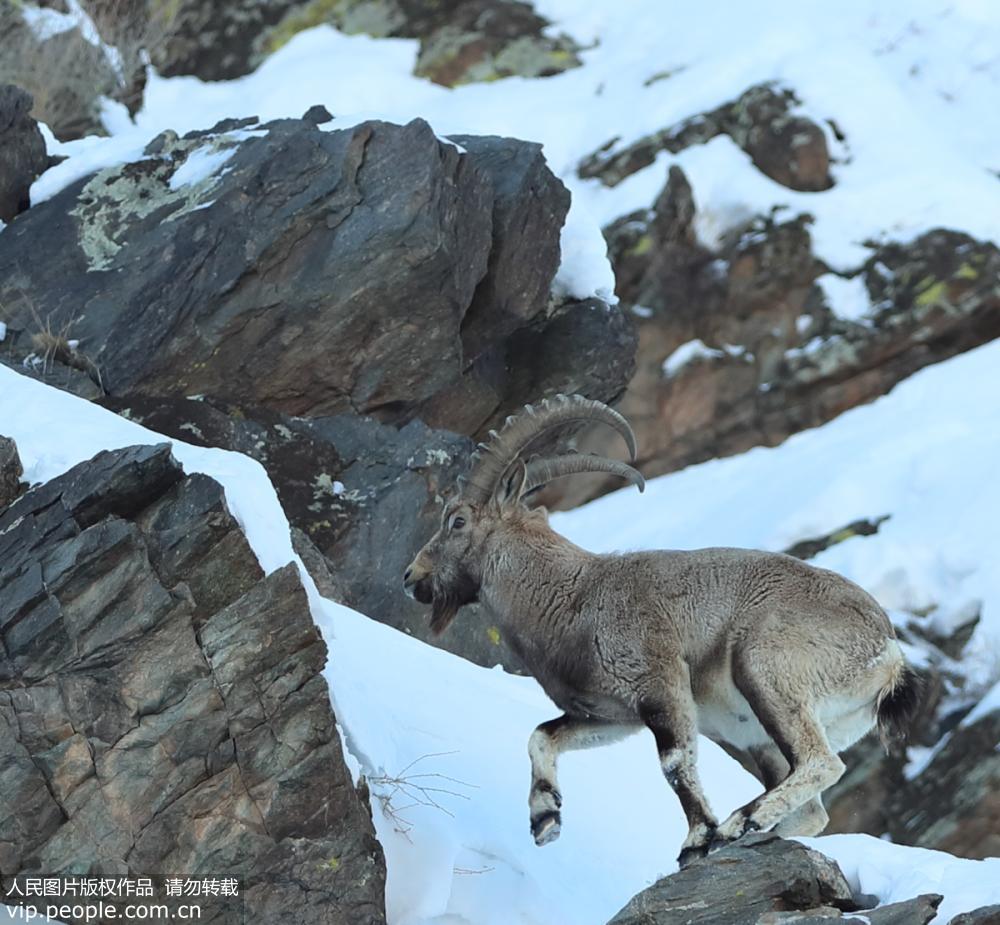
[451,516,466,530]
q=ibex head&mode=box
[403,394,644,635]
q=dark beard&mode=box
[429,571,479,636]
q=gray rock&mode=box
[0,444,386,922]
[753,894,941,924]
[96,393,527,670]
[0,435,24,509]
[949,906,1000,925]
[608,834,857,925]
[1,116,633,437]
[0,85,48,222]
[886,706,1000,859]
[609,834,944,925]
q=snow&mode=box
[20,4,77,41]
[798,834,1000,925]
[167,145,238,191]
[0,322,7,343]
[819,272,873,324]
[26,0,1000,295]
[661,339,724,375]
[4,339,1000,923]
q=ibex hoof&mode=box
[709,816,761,853]
[677,843,709,869]
[531,810,561,846]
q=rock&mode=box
[1,117,486,414]
[0,115,633,436]
[950,906,1000,925]
[886,706,1000,858]
[139,0,580,87]
[0,444,386,922]
[258,0,581,88]
[609,834,944,925]
[547,165,1000,509]
[0,9,121,140]
[865,895,942,925]
[782,516,890,560]
[96,392,531,671]
[145,0,300,81]
[608,833,859,924]
[0,436,24,509]
[726,84,833,193]
[0,85,48,223]
[579,82,832,192]
[445,133,570,357]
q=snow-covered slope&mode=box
[28,0,1000,300]
[4,344,1000,925]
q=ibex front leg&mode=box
[528,714,637,845]
[640,672,718,868]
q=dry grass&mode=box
[18,299,105,392]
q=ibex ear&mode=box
[494,458,528,508]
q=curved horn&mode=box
[524,453,645,494]
[461,394,638,503]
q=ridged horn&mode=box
[461,394,638,503]
[523,453,645,495]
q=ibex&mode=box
[403,395,919,866]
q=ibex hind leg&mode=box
[712,663,844,846]
[748,743,828,837]
[528,715,637,846]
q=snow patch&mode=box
[819,273,872,323]
[168,146,238,191]
[662,339,725,375]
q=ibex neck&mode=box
[480,524,593,640]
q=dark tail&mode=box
[876,662,924,748]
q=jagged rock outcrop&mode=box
[0,115,633,428]
[97,394,526,669]
[608,833,942,925]
[0,85,48,222]
[545,163,1000,509]
[0,443,386,922]
[0,436,24,509]
[580,82,833,192]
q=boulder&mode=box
[608,833,942,925]
[0,115,633,436]
[0,443,386,922]
[0,436,24,509]
[0,85,48,222]
[0,9,121,141]
[545,164,1000,509]
[579,82,832,192]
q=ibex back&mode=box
[403,394,920,867]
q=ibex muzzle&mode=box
[403,394,919,867]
